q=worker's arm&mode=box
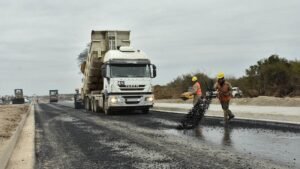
[214,83,222,98]
[192,84,197,95]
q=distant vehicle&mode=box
[0,99,3,104]
[12,89,25,104]
[232,87,243,98]
[24,97,30,103]
[49,90,59,103]
[74,89,84,109]
[206,90,218,98]
[80,30,157,114]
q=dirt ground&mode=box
[156,96,300,107]
[7,105,34,169]
[0,105,29,145]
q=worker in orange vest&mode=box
[192,76,202,105]
[214,72,235,124]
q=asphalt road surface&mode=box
[35,103,300,169]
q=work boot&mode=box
[228,114,235,121]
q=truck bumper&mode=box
[107,94,154,109]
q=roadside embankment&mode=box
[0,104,31,169]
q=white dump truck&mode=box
[80,30,157,114]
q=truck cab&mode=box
[99,48,156,114]
[82,30,156,115]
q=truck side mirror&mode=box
[151,64,157,78]
[101,65,107,78]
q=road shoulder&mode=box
[6,105,35,169]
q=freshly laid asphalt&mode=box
[35,103,300,169]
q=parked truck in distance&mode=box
[12,89,25,104]
[80,30,157,114]
[49,90,59,103]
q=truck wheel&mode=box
[94,100,100,113]
[104,108,111,115]
[84,98,88,110]
[104,101,111,115]
[92,99,100,113]
[91,99,95,112]
[85,98,91,111]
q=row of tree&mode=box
[154,55,300,99]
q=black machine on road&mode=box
[49,90,59,103]
[177,94,213,129]
[12,89,25,104]
[177,81,214,130]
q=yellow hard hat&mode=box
[217,72,225,79]
[192,76,198,82]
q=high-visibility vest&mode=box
[194,82,202,96]
[215,82,231,102]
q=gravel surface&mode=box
[35,103,299,169]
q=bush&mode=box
[154,55,300,99]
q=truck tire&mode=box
[104,101,111,115]
[85,98,91,111]
[84,98,88,110]
[91,99,95,112]
[91,99,100,113]
[94,100,100,113]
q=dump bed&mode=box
[81,30,131,95]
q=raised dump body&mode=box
[81,30,156,114]
[81,31,131,94]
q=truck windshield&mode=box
[50,91,57,95]
[110,64,150,78]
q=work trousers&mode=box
[193,95,200,106]
[221,101,234,124]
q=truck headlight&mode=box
[110,97,117,103]
[145,95,154,102]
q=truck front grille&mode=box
[119,85,145,91]
[123,96,142,104]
